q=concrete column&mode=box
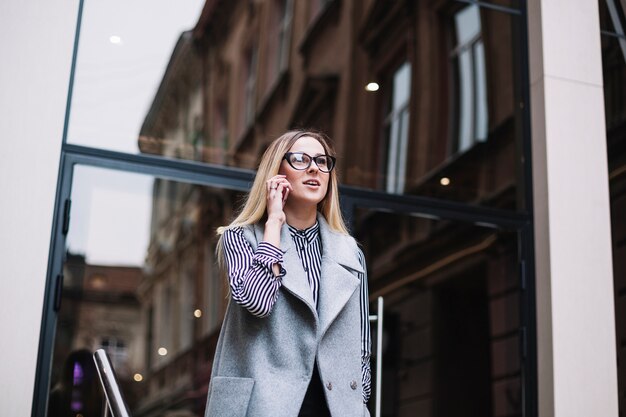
[528,1,619,416]
[0,1,79,415]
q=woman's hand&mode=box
[265,175,291,225]
[264,175,291,274]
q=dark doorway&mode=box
[433,266,491,417]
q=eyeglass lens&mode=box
[286,153,334,172]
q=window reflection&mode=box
[50,168,526,416]
[600,0,626,413]
[50,166,244,416]
[243,45,259,133]
[602,0,626,37]
[354,208,521,416]
[68,0,204,153]
[277,0,294,74]
[451,4,488,154]
[383,62,411,194]
[68,0,525,209]
[138,31,204,160]
[51,1,533,415]
[352,2,522,208]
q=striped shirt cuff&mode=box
[254,241,286,277]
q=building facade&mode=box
[0,1,622,417]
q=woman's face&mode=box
[279,136,331,208]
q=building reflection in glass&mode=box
[600,0,626,413]
[355,208,521,416]
[52,0,530,416]
[67,0,527,210]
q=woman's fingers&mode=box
[266,175,291,193]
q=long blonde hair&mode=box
[216,130,349,264]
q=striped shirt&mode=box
[222,222,372,403]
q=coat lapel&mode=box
[316,214,363,336]
[254,222,317,316]
[253,215,364,331]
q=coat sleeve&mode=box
[222,227,286,318]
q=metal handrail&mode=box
[93,349,132,417]
[368,296,384,417]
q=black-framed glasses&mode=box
[283,152,336,173]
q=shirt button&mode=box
[350,380,358,390]
[326,382,333,391]
[303,266,308,272]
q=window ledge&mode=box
[298,0,342,59]
[233,122,255,159]
[257,69,290,121]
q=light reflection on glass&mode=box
[67,0,205,153]
[365,82,380,92]
[453,4,488,153]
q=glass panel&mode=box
[602,32,626,133]
[383,62,412,194]
[601,16,626,414]
[68,1,527,209]
[67,1,204,154]
[455,4,481,44]
[48,165,244,416]
[392,62,411,111]
[457,49,474,152]
[475,40,489,141]
[345,5,524,210]
[600,0,626,34]
[354,208,521,417]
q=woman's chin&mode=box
[286,194,325,209]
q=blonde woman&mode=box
[205,130,371,417]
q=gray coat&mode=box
[204,214,370,417]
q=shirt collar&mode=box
[287,221,320,244]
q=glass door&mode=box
[354,207,523,417]
[45,162,526,417]
[47,164,246,416]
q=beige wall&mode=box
[0,0,78,414]
[528,0,619,416]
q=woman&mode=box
[205,130,371,417]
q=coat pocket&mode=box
[206,376,255,417]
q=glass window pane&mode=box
[67,1,204,153]
[67,0,528,213]
[458,50,474,152]
[393,62,412,110]
[600,0,626,34]
[475,40,489,141]
[49,165,244,416]
[601,33,626,132]
[354,208,521,416]
[346,5,524,210]
[455,4,481,45]
[602,10,626,412]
